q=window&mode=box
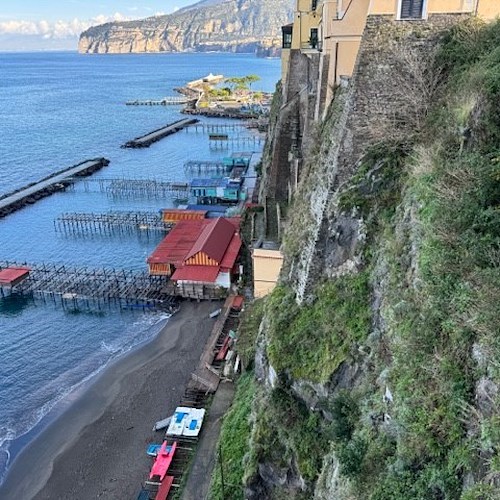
[312,0,318,10]
[282,25,293,49]
[310,28,319,49]
[399,0,425,19]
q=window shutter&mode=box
[400,0,424,19]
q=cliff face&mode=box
[240,14,500,500]
[78,0,293,54]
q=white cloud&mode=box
[0,12,132,39]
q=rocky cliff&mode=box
[78,0,293,54]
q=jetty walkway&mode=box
[0,261,177,310]
[126,96,195,106]
[0,158,109,219]
[55,211,173,235]
[122,118,199,149]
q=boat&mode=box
[166,407,190,436]
[166,406,206,438]
[149,441,177,481]
[147,444,169,457]
[183,408,206,438]
[153,415,172,432]
[209,308,222,318]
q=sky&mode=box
[0,1,197,51]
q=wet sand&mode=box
[0,300,217,500]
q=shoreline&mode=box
[0,300,217,500]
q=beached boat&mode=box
[183,408,206,438]
[166,406,206,438]
[149,441,177,481]
[147,444,169,457]
[153,415,172,432]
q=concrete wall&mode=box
[253,249,284,298]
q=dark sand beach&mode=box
[0,300,217,500]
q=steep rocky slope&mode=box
[79,0,293,54]
[210,15,500,500]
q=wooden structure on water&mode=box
[184,161,226,174]
[126,97,194,106]
[208,135,263,150]
[0,261,178,310]
[70,178,190,199]
[0,158,109,219]
[55,211,173,235]
[122,118,199,149]
[189,123,248,133]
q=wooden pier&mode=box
[55,211,173,235]
[0,158,110,219]
[184,161,225,174]
[0,261,178,311]
[69,178,190,199]
[208,136,263,150]
[126,97,194,106]
[122,118,199,149]
[189,123,248,133]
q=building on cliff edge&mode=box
[267,0,500,210]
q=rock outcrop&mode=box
[78,0,293,54]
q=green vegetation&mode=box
[225,75,261,92]
[237,298,266,369]
[209,373,257,500]
[266,272,371,383]
[327,19,500,499]
[246,386,331,494]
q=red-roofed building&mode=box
[0,267,31,287]
[147,218,242,291]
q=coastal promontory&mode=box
[78,0,294,54]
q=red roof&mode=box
[186,218,235,263]
[148,220,206,266]
[219,233,242,271]
[171,265,219,283]
[148,218,240,267]
[232,295,244,311]
[0,267,30,285]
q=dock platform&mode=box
[0,158,110,219]
[122,118,199,149]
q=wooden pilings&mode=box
[55,211,173,235]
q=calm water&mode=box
[0,51,280,482]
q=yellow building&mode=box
[252,248,284,298]
[282,0,499,90]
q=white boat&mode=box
[153,415,172,432]
[209,308,222,319]
[183,408,206,438]
[166,407,206,437]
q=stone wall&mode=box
[290,14,471,299]
[263,49,321,205]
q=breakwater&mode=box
[0,158,110,219]
[122,118,199,149]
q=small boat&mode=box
[149,441,177,481]
[183,408,206,438]
[166,406,206,438]
[166,408,190,436]
[209,308,222,319]
[147,444,169,457]
[153,415,172,432]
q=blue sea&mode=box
[0,51,280,483]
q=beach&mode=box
[0,300,217,500]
